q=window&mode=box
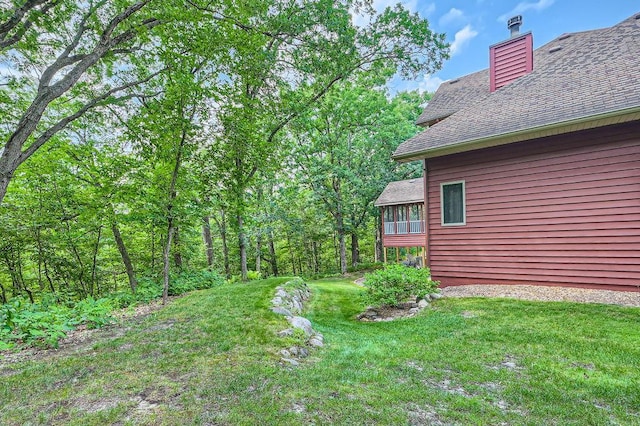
[383,206,395,223]
[409,204,423,221]
[441,181,465,226]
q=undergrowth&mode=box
[0,269,225,350]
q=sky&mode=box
[374,0,640,93]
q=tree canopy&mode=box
[0,0,448,304]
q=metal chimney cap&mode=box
[507,15,523,36]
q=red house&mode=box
[386,13,640,291]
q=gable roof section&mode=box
[395,13,640,162]
[374,178,424,207]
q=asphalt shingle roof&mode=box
[395,13,640,160]
[374,178,423,207]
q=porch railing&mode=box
[409,220,424,234]
[383,220,425,235]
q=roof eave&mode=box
[393,106,640,163]
[374,198,424,207]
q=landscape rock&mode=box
[271,279,324,366]
[281,358,299,366]
[418,299,429,308]
[288,316,313,336]
[271,306,293,317]
[430,293,443,300]
[308,337,324,347]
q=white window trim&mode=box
[440,180,466,226]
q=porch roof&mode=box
[374,178,424,207]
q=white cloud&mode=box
[418,74,446,93]
[450,25,479,56]
[422,3,436,16]
[498,0,554,22]
[439,8,464,27]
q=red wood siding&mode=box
[489,33,533,92]
[426,122,640,291]
[382,233,426,248]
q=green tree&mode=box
[292,83,427,274]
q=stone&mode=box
[280,349,291,357]
[281,358,299,366]
[502,361,517,369]
[288,316,313,336]
[298,347,309,358]
[308,337,324,347]
[418,299,429,308]
[271,296,283,306]
[430,292,443,300]
[408,308,419,314]
[277,329,294,337]
[271,307,293,317]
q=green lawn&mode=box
[1,277,639,425]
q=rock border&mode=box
[357,292,442,322]
[271,278,324,366]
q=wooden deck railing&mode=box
[383,220,424,235]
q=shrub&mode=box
[168,269,225,295]
[246,270,262,281]
[69,298,114,329]
[362,264,439,308]
[0,298,72,348]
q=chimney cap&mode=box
[507,15,523,36]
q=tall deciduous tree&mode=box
[292,83,427,274]
[203,0,447,280]
[0,0,166,205]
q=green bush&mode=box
[362,264,439,308]
[246,270,262,281]
[168,269,225,295]
[69,298,114,329]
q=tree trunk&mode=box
[173,227,183,269]
[151,224,156,271]
[350,232,360,268]
[311,241,317,274]
[0,281,6,303]
[202,215,214,269]
[217,210,231,279]
[238,214,248,281]
[90,225,102,297]
[375,214,383,263]
[268,230,278,276]
[255,233,262,275]
[336,211,347,274]
[287,233,296,275]
[112,222,138,294]
[162,223,175,305]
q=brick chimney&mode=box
[489,15,533,92]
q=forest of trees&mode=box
[0,0,449,305]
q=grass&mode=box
[1,277,639,425]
